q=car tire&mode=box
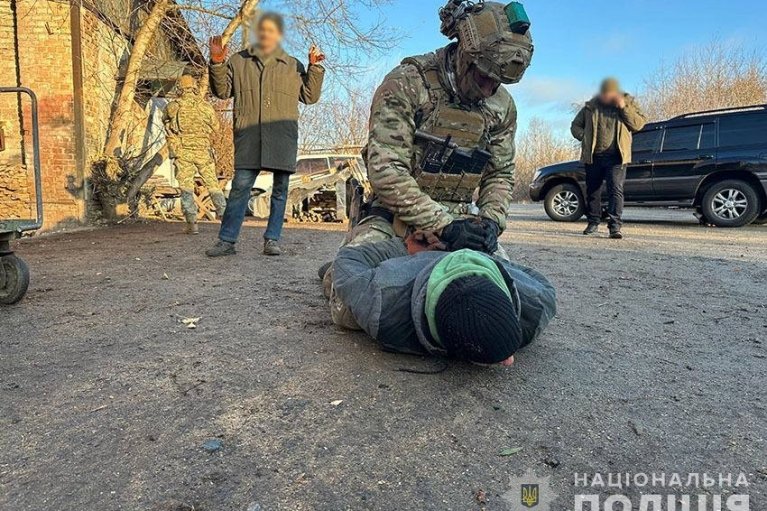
[248,193,270,219]
[544,183,585,222]
[700,180,761,228]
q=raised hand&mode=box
[309,44,326,65]
[209,35,227,64]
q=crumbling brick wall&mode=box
[0,0,80,228]
[0,0,34,222]
[0,164,33,220]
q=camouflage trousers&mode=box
[174,150,226,222]
[324,213,509,330]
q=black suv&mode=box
[529,105,767,227]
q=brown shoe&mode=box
[185,222,199,235]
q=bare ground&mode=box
[1,205,765,511]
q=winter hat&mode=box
[425,250,522,364]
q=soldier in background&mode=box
[163,74,226,235]
[322,1,535,328]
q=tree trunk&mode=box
[222,0,260,46]
[197,0,259,94]
[104,0,171,158]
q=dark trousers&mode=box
[585,153,626,228]
[219,169,291,243]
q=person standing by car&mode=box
[571,78,646,239]
[205,12,325,257]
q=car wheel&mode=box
[544,183,585,222]
[701,180,761,227]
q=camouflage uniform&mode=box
[351,45,517,245]
[327,1,534,328]
[163,83,226,224]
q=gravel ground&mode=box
[1,205,765,511]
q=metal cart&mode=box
[0,87,42,305]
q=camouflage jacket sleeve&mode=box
[163,101,180,154]
[620,95,647,133]
[477,91,517,232]
[203,102,220,137]
[367,64,454,231]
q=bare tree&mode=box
[513,118,579,202]
[641,39,767,121]
[298,84,374,152]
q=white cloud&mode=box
[510,76,593,110]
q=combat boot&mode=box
[264,239,281,256]
[184,222,199,235]
[205,240,236,257]
[609,227,624,240]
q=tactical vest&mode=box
[169,96,211,151]
[403,53,491,205]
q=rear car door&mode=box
[625,128,661,200]
[651,122,717,201]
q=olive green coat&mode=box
[209,46,325,172]
[570,95,647,165]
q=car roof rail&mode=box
[672,104,767,119]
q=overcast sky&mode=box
[347,0,766,136]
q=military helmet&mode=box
[439,0,534,84]
[178,75,197,90]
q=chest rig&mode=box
[172,96,210,150]
[404,53,491,205]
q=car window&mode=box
[662,125,702,152]
[632,130,660,153]
[296,157,329,175]
[719,113,767,148]
[700,123,716,149]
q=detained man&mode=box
[330,233,557,367]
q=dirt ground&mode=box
[1,205,765,511]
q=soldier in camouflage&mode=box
[163,75,226,234]
[323,0,535,328]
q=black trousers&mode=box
[585,153,627,228]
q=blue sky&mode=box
[356,0,766,135]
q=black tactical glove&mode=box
[481,218,501,254]
[439,219,488,252]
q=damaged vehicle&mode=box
[225,153,367,223]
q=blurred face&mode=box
[599,79,621,104]
[257,18,283,55]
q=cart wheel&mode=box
[0,254,30,305]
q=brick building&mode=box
[0,0,203,229]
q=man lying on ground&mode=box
[330,233,557,366]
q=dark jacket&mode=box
[571,94,647,165]
[209,46,325,172]
[332,239,557,357]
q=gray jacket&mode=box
[333,239,557,356]
[209,46,325,172]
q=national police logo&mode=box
[521,483,539,507]
[501,469,555,511]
